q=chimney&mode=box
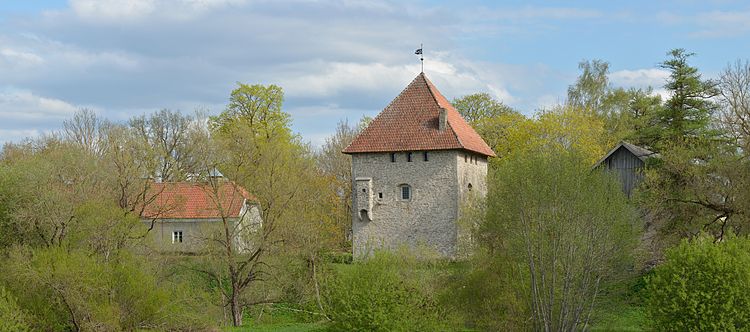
[438,107,447,131]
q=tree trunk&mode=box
[231,287,243,327]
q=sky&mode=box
[1,0,749,147]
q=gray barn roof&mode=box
[594,141,659,168]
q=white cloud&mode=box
[278,61,418,98]
[610,68,671,100]
[475,6,602,21]
[610,68,669,88]
[0,129,45,144]
[657,10,750,38]
[0,88,79,120]
[68,0,250,21]
[0,48,45,66]
[274,56,518,106]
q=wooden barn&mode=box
[594,141,658,197]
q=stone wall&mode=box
[351,149,488,258]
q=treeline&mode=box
[0,84,349,330]
[1,48,749,331]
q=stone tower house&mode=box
[343,73,495,258]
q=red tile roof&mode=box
[342,73,496,157]
[141,181,255,219]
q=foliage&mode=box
[646,235,750,331]
[638,51,749,243]
[566,59,663,147]
[498,106,609,164]
[452,92,516,123]
[567,59,611,114]
[652,49,719,147]
[481,148,639,331]
[442,254,528,330]
[128,109,207,182]
[0,286,31,332]
[316,119,364,249]
[1,247,213,331]
[322,252,454,332]
[196,82,344,326]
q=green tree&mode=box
[323,251,452,332]
[316,118,367,248]
[653,48,719,147]
[0,287,30,332]
[647,235,750,331]
[566,59,663,147]
[638,51,746,243]
[567,59,610,115]
[452,92,515,123]
[481,148,639,331]
[198,83,342,327]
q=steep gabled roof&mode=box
[594,141,659,168]
[142,181,255,219]
[342,73,496,157]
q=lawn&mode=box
[226,322,326,332]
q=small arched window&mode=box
[359,209,370,221]
[399,184,411,200]
[468,183,473,192]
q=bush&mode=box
[1,247,215,331]
[322,251,452,332]
[480,148,639,331]
[0,286,30,332]
[646,235,750,331]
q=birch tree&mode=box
[482,148,639,331]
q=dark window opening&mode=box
[423,151,429,161]
[468,183,473,191]
[390,153,396,162]
[407,152,413,162]
[378,192,383,199]
[359,209,369,221]
[400,185,411,200]
[172,231,183,244]
[362,188,366,193]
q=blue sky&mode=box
[1,0,749,146]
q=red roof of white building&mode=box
[342,72,495,157]
[141,181,255,219]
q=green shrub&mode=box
[0,286,30,332]
[322,251,451,332]
[646,235,750,331]
[1,247,215,331]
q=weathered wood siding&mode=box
[604,146,645,197]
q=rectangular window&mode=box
[423,151,428,161]
[172,231,183,244]
[390,153,396,162]
[407,152,412,162]
[401,186,410,200]
[378,192,383,199]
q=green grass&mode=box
[589,271,652,331]
[590,305,648,331]
[226,322,326,332]
[223,303,330,332]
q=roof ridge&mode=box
[342,72,495,157]
[342,74,423,153]
[422,74,467,150]
[415,72,466,149]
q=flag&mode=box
[415,48,422,55]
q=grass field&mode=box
[227,322,326,332]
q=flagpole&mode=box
[420,43,424,73]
